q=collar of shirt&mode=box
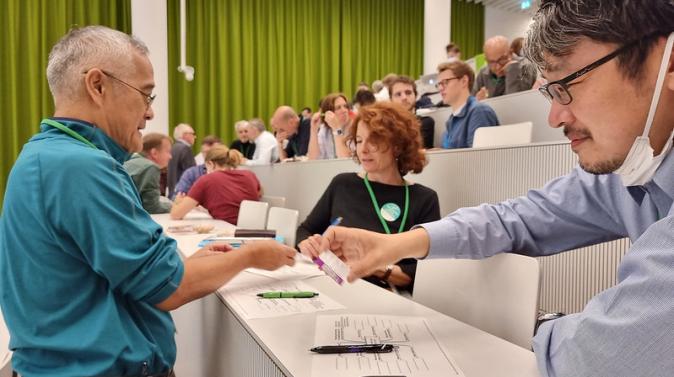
[452,96,477,118]
[41,117,130,164]
[648,147,674,198]
[178,139,191,147]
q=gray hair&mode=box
[248,118,266,132]
[525,0,674,80]
[234,120,249,131]
[46,25,149,100]
[173,123,193,140]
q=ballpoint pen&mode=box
[256,291,319,299]
[309,344,396,354]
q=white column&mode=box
[131,0,169,135]
[423,0,451,75]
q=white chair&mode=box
[413,253,540,349]
[237,200,269,229]
[472,121,533,148]
[265,207,299,247]
[0,308,12,377]
[260,195,286,209]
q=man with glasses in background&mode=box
[0,25,296,377]
[473,35,537,100]
[304,1,674,375]
[436,61,499,149]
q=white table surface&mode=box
[151,213,540,377]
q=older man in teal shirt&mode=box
[0,26,295,377]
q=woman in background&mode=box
[307,93,354,160]
[297,102,440,293]
[171,145,261,224]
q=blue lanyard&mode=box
[41,118,98,149]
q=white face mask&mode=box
[614,32,674,186]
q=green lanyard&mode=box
[41,118,98,149]
[363,173,409,234]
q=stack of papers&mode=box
[311,315,465,377]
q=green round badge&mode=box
[380,203,401,222]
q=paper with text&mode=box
[311,315,465,377]
[219,280,345,319]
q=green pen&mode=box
[256,291,319,299]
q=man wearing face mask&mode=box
[305,1,674,376]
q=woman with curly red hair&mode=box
[297,102,440,293]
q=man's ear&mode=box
[83,69,106,106]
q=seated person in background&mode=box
[297,102,440,293]
[194,134,222,165]
[272,105,311,160]
[352,89,376,112]
[300,107,312,122]
[374,73,399,102]
[510,36,525,58]
[171,145,261,224]
[307,93,353,160]
[473,35,537,100]
[438,61,499,149]
[244,118,278,165]
[446,42,461,61]
[230,120,256,159]
[388,75,435,149]
[124,133,173,214]
[173,137,222,199]
[167,123,196,198]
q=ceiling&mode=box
[468,0,541,14]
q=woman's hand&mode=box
[298,234,324,260]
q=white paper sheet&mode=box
[245,255,325,281]
[219,280,345,319]
[311,315,465,377]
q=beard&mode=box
[565,123,625,175]
[578,157,625,175]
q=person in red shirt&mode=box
[171,145,262,224]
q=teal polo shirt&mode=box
[0,118,184,376]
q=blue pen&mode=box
[312,217,343,283]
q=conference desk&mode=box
[151,214,539,377]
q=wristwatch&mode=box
[332,128,344,136]
[382,265,394,281]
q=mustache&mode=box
[562,123,592,139]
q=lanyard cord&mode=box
[41,118,98,149]
[363,173,409,234]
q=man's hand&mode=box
[275,129,289,143]
[476,86,489,101]
[241,240,296,270]
[190,243,233,259]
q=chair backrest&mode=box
[260,195,286,209]
[472,121,533,148]
[0,307,12,377]
[237,200,269,229]
[413,253,540,349]
[265,207,299,247]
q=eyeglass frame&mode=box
[538,38,642,105]
[435,77,460,90]
[82,69,156,106]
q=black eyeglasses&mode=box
[539,40,638,105]
[435,77,460,90]
[83,69,156,106]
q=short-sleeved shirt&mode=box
[0,118,183,377]
[187,169,261,224]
